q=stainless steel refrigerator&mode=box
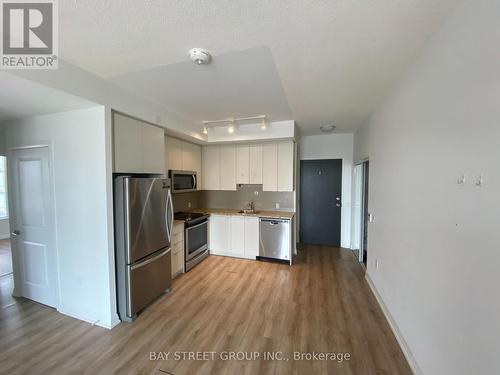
[114,176,173,321]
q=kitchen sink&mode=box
[239,209,259,215]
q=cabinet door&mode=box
[230,216,245,257]
[219,145,236,191]
[277,141,294,192]
[165,137,184,172]
[244,217,259,259]
[249,144,263,184]
[113,113,143,173]
[209,215,229,255]
[142,124,165,174]
[182,141,196,171]
[262,143,278,191]
[192,144,202,190]
[236,145,249,184]
[202,146,220,190]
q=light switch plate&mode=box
[275,203,280,209]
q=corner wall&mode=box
[4,107,119,328]
[299,134,353,248]
[355,1,500,373]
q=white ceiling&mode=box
[108,47,292,123]
[59,0,459,134]
[0,72,98,123]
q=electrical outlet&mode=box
[188,202,192,208]
[275,203,280,209]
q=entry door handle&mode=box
[11,230,21,237]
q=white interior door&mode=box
[10,146,57,307]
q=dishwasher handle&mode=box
[260,218,289,225]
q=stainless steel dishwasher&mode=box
[259,218,290,262]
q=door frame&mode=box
[7,142,60,308]
[353,158,369,264]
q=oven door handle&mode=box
[186,220,208,230]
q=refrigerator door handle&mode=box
[165,188,173,242]
[130,247,171,270]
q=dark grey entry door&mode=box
[300,159,342,246]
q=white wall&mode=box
[299,134,353,248]
[355,1,500,374]
[353,121,370,163]
[4,107,119,329]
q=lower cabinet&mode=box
[171,222,185,277]
[209,215,259,260]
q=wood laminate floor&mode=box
[0,245,411,375]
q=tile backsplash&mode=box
[201,185,295,211]
[172,191,201,213]
[171,185,295,213]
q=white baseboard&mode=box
[58,308,121,330]
[365,273,422,375]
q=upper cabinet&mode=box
[277,141,294,192]
[202,146,220,190]
[114,113,165,174]
[249,144,263,184]
[219,145,237,191]
[236,145,250,184]
[202,141,294,192]
[262,143,278,191]
[165,137,183,171]
[165,136,202,190]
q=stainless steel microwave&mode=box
[169,170,197,193]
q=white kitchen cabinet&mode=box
[277,141,294,192]
[249,144,263,184]
[262,143,278,191]
[209,215,230,255]
[236,145,250,184]
[202,146,220,190]
[114,114,143,173]
[114,113,165,174]
[230,216,245,257]
[165,137,202,189]
[191,144,202,190]
[165,137,184,172]
[171,222,185,277]
[244,217,259,259]
[219,145,236,191]
[142,124,166,174]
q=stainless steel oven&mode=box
[169,170,197,193]
[174,212,209,271]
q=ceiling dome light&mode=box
[202,126,208,134]
[228,125,235,134]
[189,48,211,65]
[320,125,336,133]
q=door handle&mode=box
[335,203,341,207]
[11,230,20,237]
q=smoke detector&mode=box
[320,125,336,133]
[189,48,211,65]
